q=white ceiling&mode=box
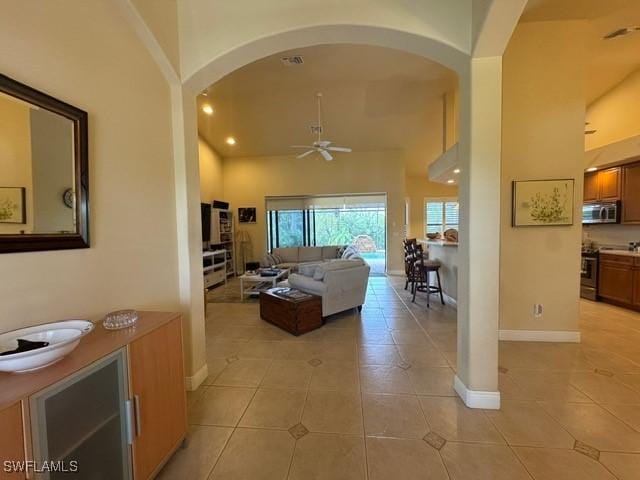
[197,44,457,176]
[522,0,640,103]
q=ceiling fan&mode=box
[290,92,352,161]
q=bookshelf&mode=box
[210,208,236,278]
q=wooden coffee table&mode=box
[260,288,322,336]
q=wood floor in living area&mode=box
[158,276,640,480]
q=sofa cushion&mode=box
[274,247,299,262]
[321,246,340,260]
[262,253,277,267]
[312,258,365,280]
[298,262,321,277]
[276,262,299,272]
[299,247,322,263]
[288,273,326,296]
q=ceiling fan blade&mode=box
[291,145,314,149]
[317,140,332,148]
[326,146,352,153]
[296,150,315,159]
[320,149,333,161]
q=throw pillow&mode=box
[336,245,348,258]
[272,253,283,265]
[312,265,326,281]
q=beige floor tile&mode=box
[206,341,244,359]
[569,372,640,404]
[213,358,271,387]
[514,447,615,480]
[507,369,593,403]
[484,399,575,448]
[187,384,207,410]
[419,396,504,444]
[407,366,456,396]
[582,349,640,374]
[288,433,366,480]
[237,340,281,359]
[188,386,255,427]
[358,344,403,365]
[395,344,450,367]
[427,331,458,351]
[599,452,640,480]
[356,329,395,345]
[309,361,360,392]
[363,393,429,439]
[321,328,357,343]
[391,330,431,345]
[440,442,531,480]
[208,325,259,342]
[539,402,640,452]
[260,360,313,389]
[157,425,232,479]
[209,428,295,480]
[302,390,363,435]
[203,357,230,385]
[499,373,528,399]
[360,365,415,394]
[366,436,449,480]
[318,342,357,362]
[602,403,640,431]
[618,373,640,393]
[384,316,421,330]
[238,388,306,429]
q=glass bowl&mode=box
[103,309,138,330]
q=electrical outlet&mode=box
[533,304,543,317]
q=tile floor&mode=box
[159,276,640,480]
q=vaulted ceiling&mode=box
[522,0,640,103]
[197,44,457,177]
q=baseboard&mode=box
[454,375,501,410]
[185,363,209,391]
[499,329,581,343]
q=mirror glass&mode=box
[0,91,76,234]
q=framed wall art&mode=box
[238,207,257,224]
[0,187,26,224]
[512,179,574,227]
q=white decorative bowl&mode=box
[0,320,94,373]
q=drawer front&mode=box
[600,254,634,266]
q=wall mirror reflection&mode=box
[0,74,88,253]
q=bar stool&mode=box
[412,252,445,307]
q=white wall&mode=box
[501,20,587,334]
[198,137,223,203]
[0,0,180,331]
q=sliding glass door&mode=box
[266,194,387,274]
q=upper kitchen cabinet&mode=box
[599,167,621,202]
[623,162,640,224]
[584,172,599,202]
[584,167,621,203]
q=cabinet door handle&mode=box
[133,394,142,436]
[125,399,135,445]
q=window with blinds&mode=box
[424,199,459,235]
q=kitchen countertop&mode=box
[422,239,459,247]
[599,249,640,257]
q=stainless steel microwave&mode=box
[582,201,620,224]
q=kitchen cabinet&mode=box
[583,172,599,203]
[0,312,186,480]
[584,167,621,203]
[623,162,640,223]
[599,253,640,310]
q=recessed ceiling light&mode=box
[586,167,598,172]
[603,26,640,40]
[453,168,460,174]
[202,104,214,115]
[447,179,455,184]
[226,137,236,145]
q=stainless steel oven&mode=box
[580,250,599,300]
[582,201,620,224]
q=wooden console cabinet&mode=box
[0,312,186,480]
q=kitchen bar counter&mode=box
[419,239,458,303]
[600,249,640,257]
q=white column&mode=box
[455,56,503,409]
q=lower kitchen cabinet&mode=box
[0,312,186,480]
[599,253,640,309]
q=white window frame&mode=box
[424,197,459,236]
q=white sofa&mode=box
[262,245,343,271]
[287,258,370,317]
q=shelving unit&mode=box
[210,208,236,278]
[203,249,227,289]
